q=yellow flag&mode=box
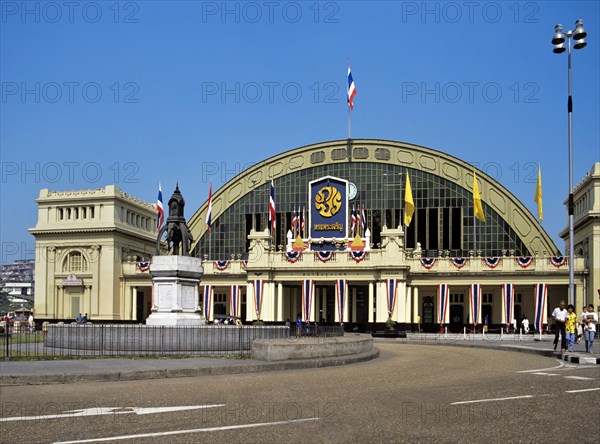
[404,172,415,226]
[534,165,543,222]
[473,171,486,222]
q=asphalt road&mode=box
[1,344,599,444]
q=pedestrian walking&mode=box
[552,300,568,352]
[565,304,577,352]
[522,315,530,334]
[582,304,598,354]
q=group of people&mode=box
[75,313,89,324]
[552,301,597,353]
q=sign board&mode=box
[63,273,83,286]
[309,176,348,251]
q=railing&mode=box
[1,324,290,360]
[289,324,345,338]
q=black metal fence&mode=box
[290,324,345,338]
[1,324,293,360]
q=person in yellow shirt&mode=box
[565,304,578,353]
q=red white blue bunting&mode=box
[284,251,302,263]
[349,250,367,263]
[302,279,314,322]
[420,258,436,269]
[549,256,567,267]
[137,262,150,272]
[241,260,247,269]
[502,283,514,326]
[516,256,534,268]
[483,257,501,269]
[215,260,230,271]
[316,251,335,263]
[335,279,347,324]
[450,257,468,269]
[534,283,547,332]
[203,285,213,321]
[230,284,240,319]
[386,279,398,317]
[469,284,482,326]
[438,284,449,324]
[253,280,264,320]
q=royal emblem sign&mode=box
[309,176,348,251]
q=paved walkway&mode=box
[1,333,597,386]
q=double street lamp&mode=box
[551,19,587,306]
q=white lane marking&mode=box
[565,388,600,393]
[563,376,595,380]
[0,405,224,423]
[531,372,559,376]
[450,395,534,405]
[518,361,566,373]
[53,417,320,443]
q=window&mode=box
[310,151,325,164]
[450,294,464,303]
[374,148,390,160]
[353,147,368,159]
[63,251,88,273]
[483,293,493,303]
[331,148,347,160]
[515,293,522,303]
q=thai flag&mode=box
[269,180,276,233]
[291,207,298,234]
[351,206,356,234]
[156,182,164,229]
[206,180,213,233]
[347,64,356,110]
[361,205,367,230]
[301,207,305,233]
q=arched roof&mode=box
[188,139,558,254]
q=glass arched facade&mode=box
[193,162,530,259]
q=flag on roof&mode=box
[347,64,356,110]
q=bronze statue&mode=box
[156,184,194,256]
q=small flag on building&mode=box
[206,180,213,233]
[473,171,486,222]
[534,165,543,222]
[269,179,276,234]
[404,172,414,227]
[156,182,164,229]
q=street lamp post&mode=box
[551,19,587,306]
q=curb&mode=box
[0,349,380,386]
[375,338,599,364]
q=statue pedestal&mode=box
[146,256,205,326]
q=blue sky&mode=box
[1,0,599,263]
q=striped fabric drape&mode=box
[203,285,213,322]
[230,285,241,319]
[502,283,514,326]
[253,280,264,320]
[335,279,347,323]
[469,284,481,326]
[386,279,398,317]
[438,284,449,324]
[534,283,547,332]
[301,279,314,322]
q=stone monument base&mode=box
[146,255,205,326]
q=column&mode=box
[277,282,284,322]
[322,288,327,321]
[368,282,374,323]
[413,287,419,323]
[246,282,254,322]
[376,281,387,322]
[292,287,297,321]
[132,287,138,321]
[351,287,357,323]
[270,281,277,322]
[397,282,407,323]
[344,286,350,323]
